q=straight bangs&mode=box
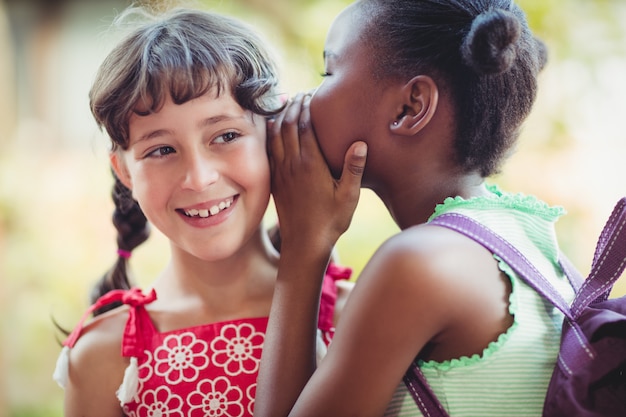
[90,8,283,150]
[131,41,233,116]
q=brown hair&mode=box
[89,7,284,313]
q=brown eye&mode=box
[214,131,241,144]
[147,146,176,158]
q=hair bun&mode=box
[461,9,521,75]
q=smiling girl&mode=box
[53,7,353,417]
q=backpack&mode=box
[404,198,626,417]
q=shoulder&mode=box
[366,223,492,291]
[353,222,512,356]
[347,223,502,338]
[301,225,496,413]
[70,305,128,360]
[298,225,511,414]
[63,306,130,415]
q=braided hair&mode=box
[90,172,149,316]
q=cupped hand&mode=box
[267,93,367,257]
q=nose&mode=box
[181,153,219,191]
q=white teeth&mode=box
[183,198,233,218]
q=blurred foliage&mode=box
[1,0,626,416]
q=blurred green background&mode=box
[1,0,626,415]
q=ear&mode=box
[110,151,133,190]
[390,75,438,136]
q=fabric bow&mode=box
[63,288,157,350]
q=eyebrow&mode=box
[134,114,245,144]
[198,114,243,129]
[136,129,170,144]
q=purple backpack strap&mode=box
[428,213,575,318]
[403,212,575,417]
[403,361,450,417]
[404,198,626,414]
[570,197,626,316]
[430,198,626,320]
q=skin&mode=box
[64,90,282,416]
[254,4,514,417]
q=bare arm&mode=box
[257,214,513,416]
[63,312,128,417]
[273,231,458,416]
[253,93,366,417]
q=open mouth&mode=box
[180,197,235,218]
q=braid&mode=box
[90,171,150,316]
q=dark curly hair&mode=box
[359,0,547,177]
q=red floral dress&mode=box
[54,263,351,417]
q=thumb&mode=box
[337,141,367,197]
[344,141,367,177]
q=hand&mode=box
[268,93,367,257]
[256,94,365,417]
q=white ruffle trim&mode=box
[315,329,328,365]
[116,357,139,405]
[53,346,70,389]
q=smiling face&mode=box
[310,3,388,183]
[111,90,270,262]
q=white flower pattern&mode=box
[210,323,264,376]
[246,383,256,416]
[154,332,209,384]
[136,386,184,417]
[188,376,244,417]
[121,319,333,416]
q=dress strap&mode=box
[318,262,352,332]
[63,288,157,349]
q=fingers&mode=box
[297,94,321,163]
[279,93,307,160]
[267,108,286,164]
[267,93,310,164]
[266,92,365,250]
[337,141,367,203]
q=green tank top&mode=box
[384,184,575,417]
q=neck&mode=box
[150,226,279,323]
[373,172,488,230]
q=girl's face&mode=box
[310,4,385,183]
[112,91,270,262]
